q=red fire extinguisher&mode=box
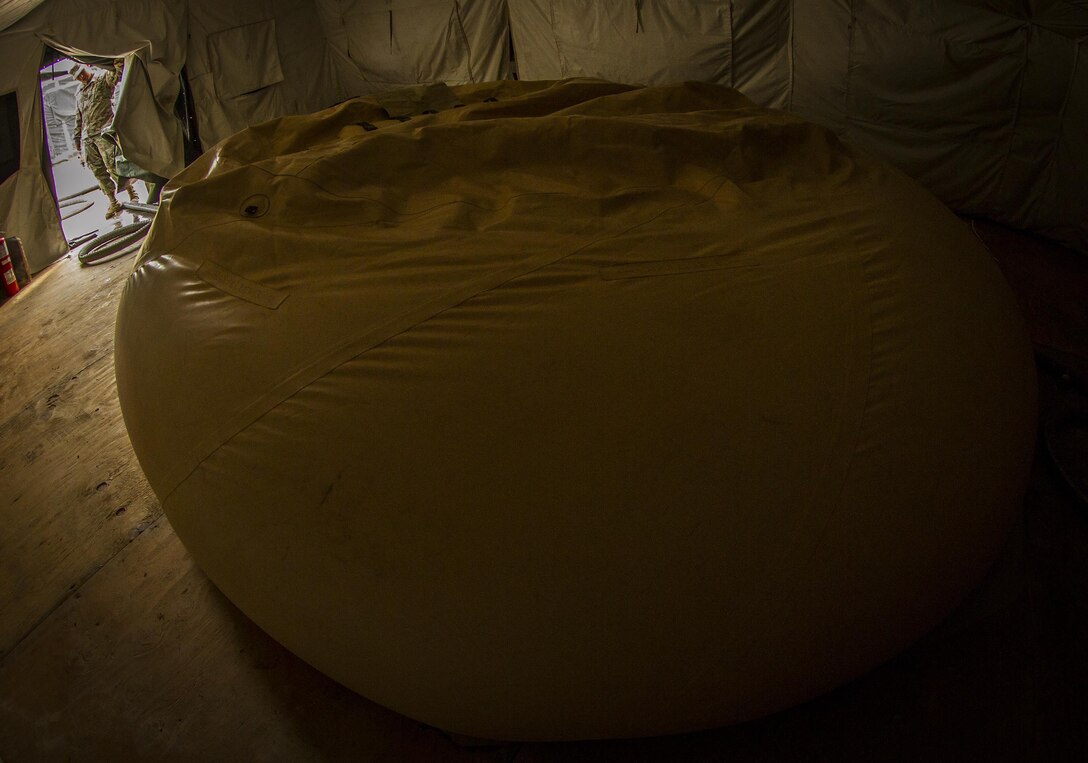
[0,234,19,297]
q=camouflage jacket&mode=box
[75,66,121,151]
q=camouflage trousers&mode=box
[84,133,128,201]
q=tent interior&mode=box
[1,0,1086,759]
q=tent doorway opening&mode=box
[39,48,152,253]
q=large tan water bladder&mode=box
[115,80,1037,741]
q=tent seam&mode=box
[786,0,795,112]
[988,23,1032,219]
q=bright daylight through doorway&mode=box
[40,53,149,252]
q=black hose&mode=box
[121,201,159,219]
[58,185,98,202]
[77,220,151,266]
[59,197,93,220]
[67,231,98,248]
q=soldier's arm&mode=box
[103,66,121,91]
[74,102,82,154]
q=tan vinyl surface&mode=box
[115,80,1038,741]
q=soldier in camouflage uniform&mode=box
[71,61,138,219]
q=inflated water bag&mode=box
[115,81,1036,741]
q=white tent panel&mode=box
[207,19,285,99]
[506,0,560,79]
[510,0,733,85]
[187,0,342,149]
[510,0,788,106]
[317,0,511,96]
[0,26,66,269]
[839,3,1024,212]
[730,0,791,109]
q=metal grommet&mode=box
[240,194,270,218]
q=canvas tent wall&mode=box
[0,1,1085,277]
[508,0,1088,254]
[316,0,513,95]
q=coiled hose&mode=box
[58,185,98,220]
[59,197,93,220]
[77,219,152,266]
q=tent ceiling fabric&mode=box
[115,79,1037,741]
[0,0,47,33]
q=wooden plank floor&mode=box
[0,256,161,660]
[0,224,1085,761]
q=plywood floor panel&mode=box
[0,253,127,414]
[0,514,510,762]
[0,353,160,656]
[0,255,161,658]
